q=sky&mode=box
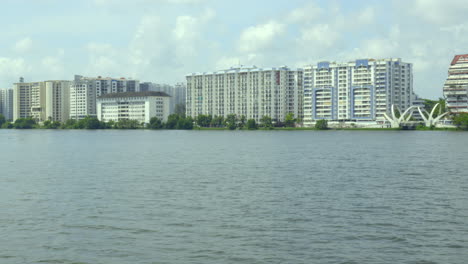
[1,0,467,99]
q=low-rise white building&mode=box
[97,91,170,124]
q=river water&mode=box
[1,130,467,264]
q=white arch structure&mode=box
[417,103,449,127]
[383,105,417,128]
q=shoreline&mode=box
[0,127,461,131]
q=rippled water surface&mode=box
[1,130,468,264]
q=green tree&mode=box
[147,117,164,129]
[0,114,5,127]
[165,114,180,129]
[1,122,13,129]
[176,116,194,130]
[224,114,238,130]
[260,115,273,129]
[114,119,141,129]
[453,113,468,130]
[105,120,116,129]
[174,103,186,117]
[246,119,257,130]
[43,120,61,129]
[76,116,102,129]
[315,119,328,130]
[61,119,77,129]
[239,115,246,129]
[13,117,37,129]
[210,115,224,127]
[284,113,296,127]
[196,114,212,127]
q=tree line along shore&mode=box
[1,112,468,131]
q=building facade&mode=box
[139,82,186,113]
[45,81,72,122]
[0,88,14,120]
[13,81,46,121]
[13,80,72,122]
[97,91,170,123]
[303,58,413,126]
[70,75,140,120]
[443,54,468,113]
[186,65,303,123]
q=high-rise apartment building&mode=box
[303,58,413,126]
[443,54,468,113]
[13,80,71,122]
[0,88,14,120]
[45,81,72,122]
[173,82,186,109]
[186,66,303,123]
[70,75,140,120]
[13,81,46,121]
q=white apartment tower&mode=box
[443,54,468,113]
[303,58,413,126]
[0,88,14,120]
[186,66,303,123]
[70,75,140,120]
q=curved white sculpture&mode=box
[383,105,417,128]
[417,103,449,127]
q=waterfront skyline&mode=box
[1,0,467,100]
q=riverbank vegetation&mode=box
[1,112,468,131]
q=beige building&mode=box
[13,81,71,122]
[97,91,170,123]
[45,81,72,122]
[13,82,46,121]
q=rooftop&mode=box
[98,91,171,99]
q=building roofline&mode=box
[97,91,171,99]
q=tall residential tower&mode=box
[303,58,413,126]
[443,54,468,113]
[0,89,14,120]
[186,66,303,123]
[13,80,71,122]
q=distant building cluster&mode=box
[186,58,417,127]
[2,54,467,127]
[5,75,186,124]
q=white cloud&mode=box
[0,57,31,85]
[238,21,285,53]
[298,24,339,49]
[286,3,322,24]
[397,0,468,25]
[356,6,375,25]
[14,37,33,53]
